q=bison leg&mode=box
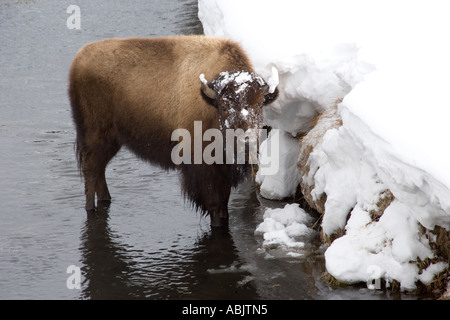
[209,183,231,228]
[180,164,232,228]
[80,151,98,211]
[209,203,230,228]
[78,134,121,211]
[96,169,111,203]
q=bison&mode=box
[69,35,278,227]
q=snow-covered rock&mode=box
[255,203,314,251]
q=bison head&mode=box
[200,69,279,133]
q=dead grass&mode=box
[321,272,349,288]
[369,189,395,222]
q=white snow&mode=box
[215,70,265,95]
[255,203,314,253]
[255,130,300,200]
[418,262,448,285]
[199,0,450,291]
[324,201,435,291]
[234,71,252,85]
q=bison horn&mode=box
[266,66,279,94]
[200,73,217,100]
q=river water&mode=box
[0,0,419,300]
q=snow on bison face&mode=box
[200,69,279,134]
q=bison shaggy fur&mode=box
[68,35,278,227]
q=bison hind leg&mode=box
[96,169,111,203]
[77,134,121,211]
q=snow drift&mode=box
[198,0,450,294]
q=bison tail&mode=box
[68,76,84,176]
[73,136,83,176]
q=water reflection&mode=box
[80,206,144,299]
[79,204,258,299]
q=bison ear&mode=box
[200,73,217,100]
[264,87,279,105]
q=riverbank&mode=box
[198,0,450,298]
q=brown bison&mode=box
[69,35,278,227]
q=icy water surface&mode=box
[0,0,422,300]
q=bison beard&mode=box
[180,163,250,227]
[68,35,278,228]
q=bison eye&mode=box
[221,107,227,113]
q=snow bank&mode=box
[199,0,374,198]
[255,130,300,200]
[314,107,450,290]
[199,0,450,293]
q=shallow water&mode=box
[0,0,421,300]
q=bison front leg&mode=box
[180,164,232,228]
[209,185,231,228]
[210,207,229,228]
